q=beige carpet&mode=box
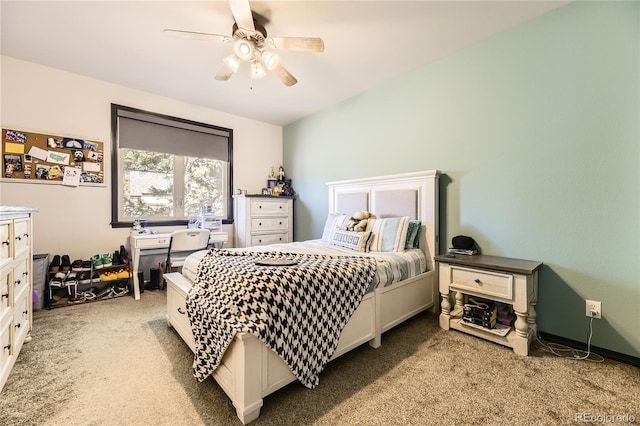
[1,290,638,426]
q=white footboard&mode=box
[212,291,377,424]
[166,271,435,424]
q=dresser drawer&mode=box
[250,217,288,232]
[0,268,10,319]
[449,266,513,300]
[250,233,288,246]
[250,199,289,216]
[0,220,10,268]
[13,218,31,259]
[11,257,29,303]
[12,295,29,355]
[1,319,11,368]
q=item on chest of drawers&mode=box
[448,235,479,255]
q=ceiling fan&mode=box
[164,0,324,87]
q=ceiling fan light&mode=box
[261,51,279,71]
[234,39,255,60]
[223,54,241,73]
[250,61,266,79]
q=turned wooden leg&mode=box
[512,310,529,355]
[439,292,451,330]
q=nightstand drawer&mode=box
[450,266,513,300]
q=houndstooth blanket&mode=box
[186,249,377,389]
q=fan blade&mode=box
[270,37,324,52]
[229,0,255,32]
[164,29,230,43]
[215,63,235,81]
[271,63,297,87]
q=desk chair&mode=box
[166,229,211,274]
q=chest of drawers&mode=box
[234,195,293,248]
[1,207,36,393]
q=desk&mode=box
[128,231,228,300]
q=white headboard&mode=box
[326,170,441,271]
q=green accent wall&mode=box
[284,1,639,358]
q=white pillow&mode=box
[321,213,348,242]
[330,230,372,252]
[366,216,410,252]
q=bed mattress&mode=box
[182,239,427,292]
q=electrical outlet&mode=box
[585,300,602,319]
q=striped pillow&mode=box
[367,216,410,252]
[321,213,348,241]
[405,220,422,249]
[330,230,372,252]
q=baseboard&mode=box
[539,332,640,368]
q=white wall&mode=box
[0,56,283,259]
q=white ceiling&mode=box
[1,1,569,126]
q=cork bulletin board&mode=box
[2,128,104,186]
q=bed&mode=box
[164,169,441,424]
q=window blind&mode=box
[115,106,231,161]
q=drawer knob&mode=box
[259,205,262,209]
[1,293,8,299]
[279,222,282,225]
[1,240,9,246]
[14,279,21,285]
[259,222,262,226]
[3,344,10,351]
[474,279,481,284]
[279,237,282,241]
[177,307,186,315]
[15,236,21,241]
[279,206,282,209]
[15,323,21,329]
[258,239,262,243]
[23,310,28,315]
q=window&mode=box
[111,104,233,228]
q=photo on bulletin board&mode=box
[1,128,105,186]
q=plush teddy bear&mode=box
[342,211,376,232]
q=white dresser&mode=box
[0,207,36,393]
[234,195,293,248]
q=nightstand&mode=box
[435,254,542,355]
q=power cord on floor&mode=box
[535,315,604,363]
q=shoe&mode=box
[119,245,130,264]
[71,259,84,271]
[49,271,67,287]
[82,260,92,270]
[101,253,113,268]
[95,287,113,299]
[100,271,117,281]
[61,255,72,271]
[49,255,61,272]
[112,250,122,266]
[64,271,78,285]
[90,271,101,284]
[78,271,92,285]
[112,283,129,297]
[115,268,130,280]
[91,254,103,269]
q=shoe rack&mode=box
[47,247,132,309]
